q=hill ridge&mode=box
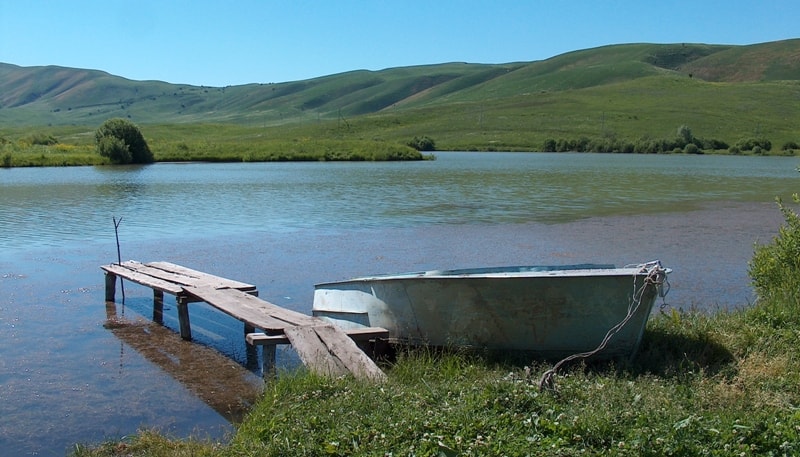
[1,39,798,127]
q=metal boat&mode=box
[313,261,670,359]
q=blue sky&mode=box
[1,1,798,87]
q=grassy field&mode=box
[3,41,799,164]
[72,199,800,456]
[2,76,799,168]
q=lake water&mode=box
[1,152,797,454]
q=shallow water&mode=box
[0,152,797,454]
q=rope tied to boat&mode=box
[538,261,669,392]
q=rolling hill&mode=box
[1,39,799,151]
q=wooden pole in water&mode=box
[113,216,125,304]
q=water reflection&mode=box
[103,301,262,423]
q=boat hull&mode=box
[313,263,669,359]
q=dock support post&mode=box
[153,290,164,325]
[262,344,277,380]
[244,324,258,370]
[177,295,192,340]
[104,273,117,302]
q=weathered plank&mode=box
[101,263,184,295]
[183,286,300,332]
[313,325,387,382]
[102,260,386,381]
[246,326,389,346]
[114,260,255,293]
[186,286,319,327]
[246,333,291,345]
[341,326,390,340]
[284,325,348,378]
[146,261,257,292]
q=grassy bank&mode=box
[1,119,794,169]
[0,130,428,166]
[72,306,800,456]
[73,200,800,455]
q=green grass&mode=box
[72,298,800,456]
[0,125,429,165]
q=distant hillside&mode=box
[1,39,799,133]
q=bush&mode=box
[95,118,153,164]
[683,143,700,154]
[749,194,800,304]
[735,137,772,152]
[781,141,799,151]
[700,138,729,150]
[97,136,132,164]
[406,136,436,151]
[27,133,58,145]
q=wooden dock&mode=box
[102,260,387,382]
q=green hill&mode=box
[1,39,799,152]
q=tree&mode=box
[95,118,153,164]
[677,125,693,146]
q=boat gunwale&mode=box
[314,264,670,287]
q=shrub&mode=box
[781,141,799,151]
[701,138,729,150]
[406,136,436,151]
[749,194,800,304]
[27,133,58,145]
[95,118,153,164]
[97,136,132,164]
[735,137,772,152]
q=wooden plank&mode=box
[313,325,387,382]
[101,263,184,295]
[343,327,390,341]
[246,333,290,345]
[146,261,257,291]
[246,327,388,346]
[284,325,348,378]
[182,286,298,332]
[185,286,320,328]
[115,261,227,291]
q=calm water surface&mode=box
[0,152,797,454]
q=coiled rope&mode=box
[539,261,669,391]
